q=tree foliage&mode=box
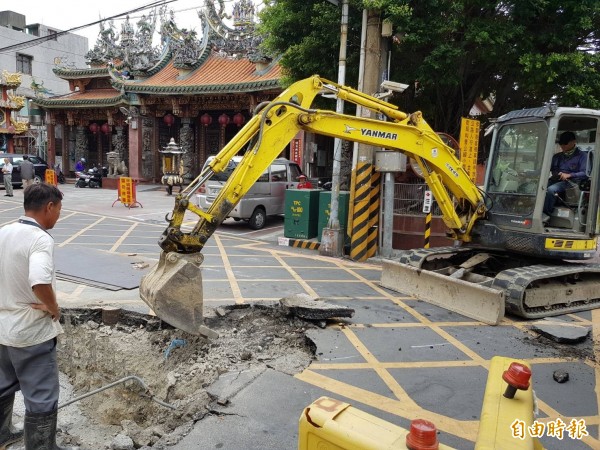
[258,0,363,86]
[258,0,600,136]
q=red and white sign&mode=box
[423,190,432,213]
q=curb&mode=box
[278,236,320,250]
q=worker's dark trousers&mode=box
[0,338,59,413]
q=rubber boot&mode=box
[24,410,79,450]
[0,394,23,449]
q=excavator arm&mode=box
[159,76,486,255]
[140,75,487,336]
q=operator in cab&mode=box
[543,131,588,221]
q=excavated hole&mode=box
[54,304,316,449]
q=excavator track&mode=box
[391,247,600,320]
[493,264,600,318]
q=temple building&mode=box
[0,71,29,151]
[33,1,283,181]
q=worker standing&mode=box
[0,184,79,449]
[20,155,35,189]
[2,158,13,197]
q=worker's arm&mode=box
[30,284,60,321]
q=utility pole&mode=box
[348,9,383,261]
[319,0,348,257]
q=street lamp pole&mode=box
[320,0,348,257]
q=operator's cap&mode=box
[558,131,576,145]
[298,174,307,179]
[81,157,86,162]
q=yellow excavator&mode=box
[140,75,600,336]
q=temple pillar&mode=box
[47,123,56,166]
[127,121,143,180]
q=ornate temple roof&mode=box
[52,67,110,79]
[111,54,281,95]
[39,1,281,109]
[33,89,127,108]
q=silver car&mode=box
[197,157,303,229]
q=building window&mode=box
[26,25,40,36]
[47,29,58,40]
[16,54,33,75]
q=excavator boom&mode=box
[139,75,489,335]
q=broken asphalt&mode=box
[0,185,598,449]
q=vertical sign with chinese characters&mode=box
[291,132,304,167]
[459,118,480,182]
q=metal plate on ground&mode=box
[55,246,151,290]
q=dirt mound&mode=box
[51,304,315,449]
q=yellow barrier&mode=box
[112,177,143,209]
[475,356,543,450]
[44,169,57,186]
[298,396,454,450]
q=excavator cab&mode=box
[477,105,600,260]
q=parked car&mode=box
[0,153,49,188]
[196,156,303,229]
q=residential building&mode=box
[0,10,87,155]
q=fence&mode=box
[385,182,442,217]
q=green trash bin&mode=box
[284,189,321,239]
[318,191,350,242]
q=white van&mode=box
[196,156,303,229]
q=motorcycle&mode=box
[75,167,102,188]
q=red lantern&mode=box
[163,113,175,127]
[218,113,230,127]
[89,123,99,134]
[233,112,245,127]
[101,123,110,135]
[200,113,213,127]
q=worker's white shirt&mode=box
[0,217,63,347]
[2,162,12,174]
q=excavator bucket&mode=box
[139,251,218,338]
[381,260,505,325]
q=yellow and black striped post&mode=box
[366,171,381,259]
[349,161,380,261]
[424,212,432,248]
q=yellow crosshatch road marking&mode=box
[545,237,597,250]
[214,235,243,302]
[10,201,597,448]
[295,369,480,441]
[340,327,419,408]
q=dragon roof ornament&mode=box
[85,10,160,71]
[199,0,269,63]
[85,0,268,73]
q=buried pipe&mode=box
[58,375,177,411]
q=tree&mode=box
[259,0,600,137]
[384,0,600,135]
[258,0,363,87]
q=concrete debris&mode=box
[553,370,570,383]
[111,433,135,450]
[529,319,591,344]
[132,262,150,269]
[45,305,314,448]
[280,294,354,321]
